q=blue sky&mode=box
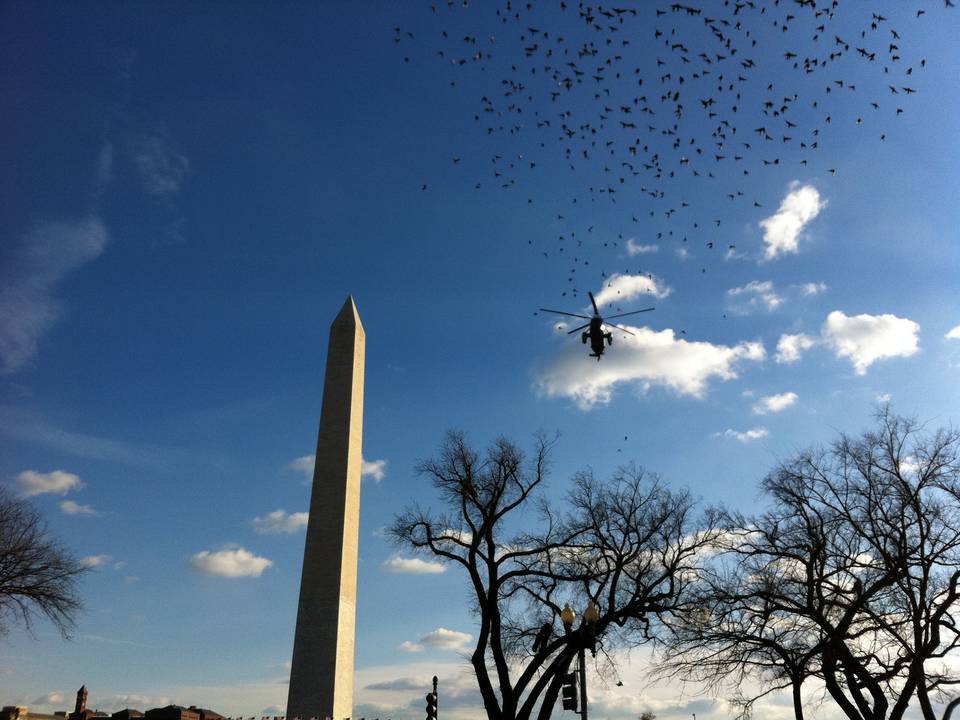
[1,1,959,718]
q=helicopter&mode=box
[539,292,655,360]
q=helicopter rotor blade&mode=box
[588,291,600,316]
[605,323,636,336]
[605,307,656,320]
[539,308,592,320]
[566,322,591,335]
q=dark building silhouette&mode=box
[144,707,198,720]
[187,709,223,720]
[64,688,105,720]
[111,712,143,720]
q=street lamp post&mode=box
[559,602,599,720]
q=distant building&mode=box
[1,689,225,720]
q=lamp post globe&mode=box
[560,603,576,633]
[583,601,599,626]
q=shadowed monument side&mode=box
[287,296,365,720]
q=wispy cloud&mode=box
[288,454,388,482]
[536,326,764,409]
[715,427,769,443]
[129,133,190,196]
[801,281,828,296]
[287,454,314,476]
[420,627,472,650]
[60,499,99,516]
[0,218,108,374]
[15,469,83,497]
[31,693,68,707]
[593,273,671,308]
[367,676,432,690]
[752,392,798,415]
[382,555,446,574]
[625,239,658,255]
[93,142,115,198]
[361,458,388,482]
[399,628,472,653]
[822,310,920,375]
[774,333,817,364]
[759,182,824,260]
[81,554,112,568]
[727,280,783,313]
[190,546,273,578]
[0,406,164,468]
[946,325,960,340]
[251,509,308,534]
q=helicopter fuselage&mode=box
[581,316,612,359]
[539,291,652,362]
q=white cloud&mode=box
[81,554,112,568]
[418,627,473,651]
[801,281,828,296]
[593,273,671,308]
[75,695,172,714]
[536,326,765,409]
[190,547,273,578]
[15,469,83,497]
[31,693,68,707]
[60,499,99,516]
[946,325,960,340]
[715,428,769,443]
[366,676,433,690]
[129,133,190,195]
[382,555,446,574]
[287,454,314,476]
[252,509,309,534]
[876,393,892,403]
[0,218,108,374]
[822,310,920,375]
[398,641,424,653]
[727,280,783,312]
[774,333,816,364]
[676,247,690,261]
[752,392,798,415]
[361,458,388,482]
[759,183,824,260]
[288,454,387,482]
[626,239,658,255]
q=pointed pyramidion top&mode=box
[331,295,364,331]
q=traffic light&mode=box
[425,692,438,720]
[560,672,578,712]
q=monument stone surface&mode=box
[287,296,365,720]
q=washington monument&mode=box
[287,296,365,720]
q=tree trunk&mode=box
[792,679,805,720]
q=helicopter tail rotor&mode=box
[588,291,600,316]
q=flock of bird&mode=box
[393,1,953,310]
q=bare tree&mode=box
[659,408,960,720]
[391,431,717,720]
[0,486,88,637]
